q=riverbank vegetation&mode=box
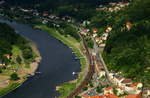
[0,23,41,96]
[36,24,88,98]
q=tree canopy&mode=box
[102,0,150,85]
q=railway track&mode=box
[67,35,95,98]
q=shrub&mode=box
[10,73,19,81]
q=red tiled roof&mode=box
[90,96,104,98]
[82,94,119,98]
[126,22,133,27]
[104,87,113,90]
[125,94,141,98]
[119,1,129,4]
[81,94,89,98]
[121,79,132,84]
[105,94,119,98]
[130,83,139,87]
[81,95,105,98]
[95,37,101,40]
[92,28,98,33]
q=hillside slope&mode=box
[103,0,150,86]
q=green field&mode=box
[36,25,88,98]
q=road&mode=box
[92,38,112,84]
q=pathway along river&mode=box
[0,19,81,98]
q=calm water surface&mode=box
[0,19,81,98]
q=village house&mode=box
[120,79,142,94]
[105,27,112,33]
[4,54,11,59]
[116,87,124,96]
[118,2,129,7]
[103,86,113,95]
[109,2,117,6]
[105,94,119,98]
[96,8,102,11]
[126,21,133,30]
[98,39,103,44]
[80,31,87,36]
[43,11,49,16]
[99,70,106,78]
[101,33,109,41]
[81,95,99,98]
[33,12,39,16]
[121,79,132,91]
[81,94,119,98]
[123,83,142,94]
[109,72,116,79]
[95,37,101,43]
[114,6,121,11]
[81,95,103,98]
[96,62,104,70]
[113,75,124,86]
[62,16,71,22]
[125,94,141,98]
[92,33,98,38]
[99,5,104,8]
[80,28,89,36]
[121,79,132,87]
[42,19,48,24]
[108,8,114,12]
[143,88,150,97]
[83,21,91,26]
[92,28,98,33]
[99,43,106,48]
[131,83,143,89]
[20,8,33,13]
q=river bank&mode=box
[35,24,88,98]
[0,41,41,97]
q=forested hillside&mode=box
[103,0,150,86]
[0,23,34,64]
[5,0,129,9]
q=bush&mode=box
[87,39,94,48]
[82,87,88,91]
[96,86,102,93]
[0,69,2,73]
[75,96,81,98]
[10,73,19,81]
[16,56,22,64]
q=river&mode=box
[0,19,81,98]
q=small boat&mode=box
[35,72,42,74]
[72,52,76,54]
[75,57,79,60]
[72,72,76,75]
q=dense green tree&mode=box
[10,73,19,80]
[87,39,94,48]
